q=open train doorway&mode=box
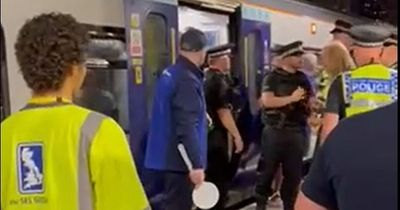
[178,5,230,48]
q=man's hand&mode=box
[290,87,305,103]
[232,134,244,154]
[189,169,205,187]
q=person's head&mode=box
[179,28,207,67]
[348,25,391,67]
[207,43,235,72]
[15,13,88,98]
[302,53,319,76]
[381,33,398,68]
[321,41,355,78]
[277,41,305,71]
[330,19,353,49]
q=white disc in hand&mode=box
[192,182,220,209]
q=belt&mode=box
[265,124,305,131]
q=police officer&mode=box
[255,41,314,210]
[1,13,149,210]
[330,19,353,49]
[382,32,397,69]
[320,25,398,142]
[204,44,244,209]
[145,28,208,210]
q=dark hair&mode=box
[15,13,88,93]
[180,27,207,52]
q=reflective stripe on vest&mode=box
[78,112,106,210]
[342,64,398,117]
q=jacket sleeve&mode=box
[90,118,150,210]
[172,79,204,169]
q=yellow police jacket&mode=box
[1,97,150,210]
[342,64,397,117]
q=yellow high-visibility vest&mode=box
[1,97,150,210]
[342,64,397,117]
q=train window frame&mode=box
[1,24,11,120]
[143,12,171,118]
[242,30,263,115]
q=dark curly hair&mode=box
[15,13,88,93]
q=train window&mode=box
[244,32,263,115]
[1,24,10,121]
[143,13,170,117]
[74,27,130,132]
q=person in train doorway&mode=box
[204,43,244,209]
[255,41,314,210]
[330,19,353,50]
[381,32,397,70]
[320,24,398,142]
[1,13,149,210]
[145,28,208,210]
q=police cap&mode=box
[350,25,391,48]
[330,19,353,34]
[276,41,304,58]
[180,27,208,52]
[384,32,398,47]
[207,43,235,59]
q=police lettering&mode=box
[351,79,392,94]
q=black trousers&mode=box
[164,171,194,210]
[255,126,306,210]
[205,128,233,210]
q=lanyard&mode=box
[21,97,72,111]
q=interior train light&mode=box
[310,23,317,35]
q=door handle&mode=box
[171,28,176,64]
[244,36,249,88]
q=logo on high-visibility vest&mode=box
[350,79,392,94]
[18,143,44,194]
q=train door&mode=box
[123,0,178,207]
[238,4,271,117]
[123,0,177,160]
[1,24,10,121]
[231,4,271,186]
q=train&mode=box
[1,0,396,209]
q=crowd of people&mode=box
[1,12,397,210]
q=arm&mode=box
[260,73,294,108]
[217,108,240,138]
[173,80,204,169]
[261,91,294,108]
[319,77,344,143]
[90,118,149,210]
[295,192,328,210]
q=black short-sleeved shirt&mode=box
[205,69,232,129]
[302,102,398,210]
[261,68,314,127]
[325,75,346,119]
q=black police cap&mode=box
[350,25,391,48]
[276,41,304,58]
[180,28,207,52]
[207,43,235,58]
[330,19,353,34]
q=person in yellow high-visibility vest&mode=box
[1,13,150,210]
[320,24,398,142]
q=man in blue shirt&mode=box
[145,28,208,210]
[296,102,397,210]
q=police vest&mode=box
[342,64,397,117]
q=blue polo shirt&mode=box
[302,102,397,210]
[145,56,207,172]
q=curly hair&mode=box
[15,13,88,93]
